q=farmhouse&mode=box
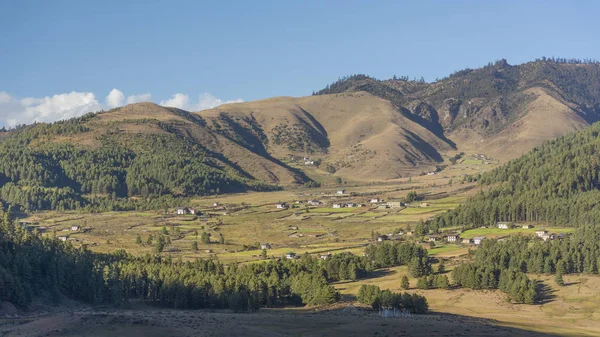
[428,235,440,242]
[370,198,380,203]
[473,236,485,245]
[386,201,403,209]
[307,200,321,206]
[320,253,332,260]
[212,202,219,207]
[188,208,196,215]
[332,203,344,209]
[276,203,288,209]
[377,235,388,242]
[462,238,472,244]
[288,226,299,230]
[535,229,548,237]
[497,222,511,229]
[70,225,81,231]
[346,203,355,208]
[285,252,298,260]
[58,236,68,242]
[336,190,345,195]
[542,233,556,241]
[522,224,533,229]
[260,243,271,250]
[176,207,187,215]
[447,234,459,242]
[420,202,430,207]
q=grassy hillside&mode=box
[198,92,455,181]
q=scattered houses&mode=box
[473,236,485,245]
[447,234,459,242]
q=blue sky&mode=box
[0,0,598,126]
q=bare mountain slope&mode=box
[197,92,455,180]
[315,59,600,160]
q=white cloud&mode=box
[0,91,102,127]
[106,89,125,108]
[0,89,242,127]
[160,92,243,111]
[159,93,190,110]
[125,93,152,104]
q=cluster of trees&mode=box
[416,274,450,290]
[357,285,428,314]
[0,115,281,212]
[452,263,536,304]
[430,123,600,229]
[364,242,432,277]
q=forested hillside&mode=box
[430,122,600,229]
[0,108,281,212]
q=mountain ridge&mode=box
[2,58,600,211]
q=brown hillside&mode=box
[198,92,455,180]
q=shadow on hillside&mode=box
[399,106,457,149]
[289,308,558,337]
[536,281,557,304]
[403,129,445,163]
